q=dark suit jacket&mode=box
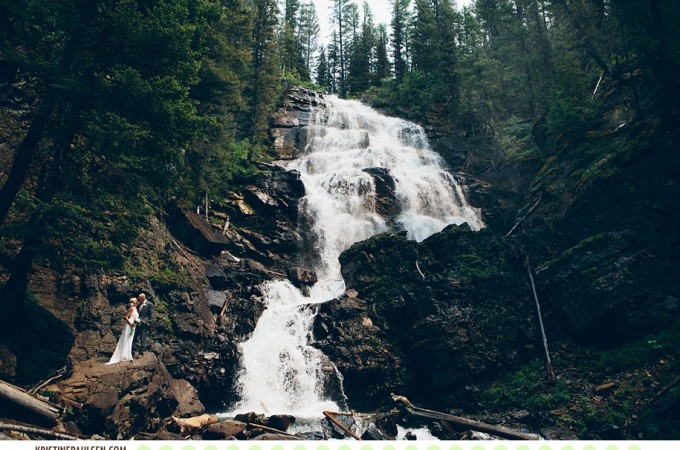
[138,300,154,328]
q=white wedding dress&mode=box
[106,307,139,364]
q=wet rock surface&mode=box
[269,87,327,160]
[315,225,537,410]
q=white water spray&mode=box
[228,96,483,417]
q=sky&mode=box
[312,0,473,43]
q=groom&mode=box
[133,293,154,358]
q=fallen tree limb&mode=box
[323,411,361,440]
[526,257,556,381]
[391,394,540,440]
[0,380,60,425]
[648,374,680,405]
[248,423,301,439]
[505,195,542,237]
[0,422,78,440]
[29,366,68,395]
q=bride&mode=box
[107,297,140,364]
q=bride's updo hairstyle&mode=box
[128,297,137,308]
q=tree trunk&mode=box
[392,394,540,440]
[0,103,81,315]
[0,90,57,226]
[0,380,60,425]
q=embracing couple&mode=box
[106,293,154,364]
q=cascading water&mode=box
[227,96,483,417]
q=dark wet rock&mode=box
[375,411,399,438]
[286,267,318,287]
[205,264,230,289]
[363,167,400,220]
[315,224,536,410]
[203,420,247,439]
[296,430,325,440]
[218,164,304,273]
[322,414,357,439]
[266,414,296,431]
[361,425,387,440]
[235,412,267,425]
[167,209,231,257]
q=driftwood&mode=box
[171,414,218,433]
[525,257,556,381]
[391,394,540,440]
[323,411,361,440]
[0,380,60,425]
[0,422,78,440]
[248,422,301,439]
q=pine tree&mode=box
[373,24,391,85]
[248,0,280,146]
[316,46,330,92]
[280,0,308,80]
[298,1,320,78]
[347,2,375,95]
[391,0,411,82]
[0,0,215,313]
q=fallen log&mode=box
[391,394,540,440]
[0,380,60,425]
[323,411,361,440]
[171,414,218,434]
[0,422,78,440]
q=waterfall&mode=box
[227,96,483,417]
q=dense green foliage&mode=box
[0,0,305,311]
[345,0,680,144]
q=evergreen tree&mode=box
[373,24,391,85]
[316,46,331,92]
[347,2,375,95]
[248,0,280,146]
[280,0,308,80]
[332,0,353,96]
[0,0,216,313]
[298,1,320,78]
[391,0,411,82]
[328,31,341,93]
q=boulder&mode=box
[286,267,318,287]
[203,420,247,439]
[362,425,388,440]
[57,354,205,438]
[205,264,229,289]
[168,210,230,257]
[266,414,296,432]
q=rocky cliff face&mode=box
[314,225,537,410]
